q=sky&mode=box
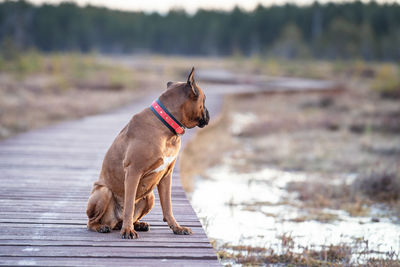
[25,0,400,14]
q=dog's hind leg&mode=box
[133,192,155,231]
[101,196,121,231]
[86,183,114,233]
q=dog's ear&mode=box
[167,81,173,88]
[186,67,198,97]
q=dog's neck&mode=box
[150,98,186,136]
[158,94,185,123]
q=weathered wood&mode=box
[0,246,217,258]
[0,235,212,243]
[0,257,221,267]
[0,93,219,266]
[0,240,212,247]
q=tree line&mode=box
[1,0,400,60]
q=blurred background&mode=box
[0,0,399,265]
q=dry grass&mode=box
[214,234,399,266]
[353,171,400,202]
[228,82,399,174]
[0,53,226,140]
[372,64,400,99]
[0,52,145,139]
[285,170,400,218]
[286,179,373,217]
[227,56,399,86]
[289,211,340,223]
[0,88,142,138]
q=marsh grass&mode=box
[214,234,399,266]
[0,52,147,139]
[372,64,400,99]
[353,171,400,202]
[0,49,137,89]
[286,170,400,219]
[0,49,43,78]
[0,53,228,140]
[228,56,400,102]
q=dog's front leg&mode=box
[158,170,193,235]
[120,166,140,239]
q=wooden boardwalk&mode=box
[0,93,220,266]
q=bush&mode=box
[373,64,400,99]
[352,171,400,202]
[0,38,43,76]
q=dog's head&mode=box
[162,67,210,129]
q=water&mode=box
[189,162,400,260]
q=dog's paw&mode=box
[98,225,111,233]
[172,226,192,235]
[120,227,138,239]
[134,221,150,232]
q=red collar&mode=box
[150,99,185,135]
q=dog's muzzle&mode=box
[198,108,210,128]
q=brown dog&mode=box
[86,67,209,239]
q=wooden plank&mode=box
[0,207,198,216]
[0,227,208,235]
[0,257,221,267]
[0,219,203,227]
[0,213,203,222]
[0,213,199,220]
[0,240,212,247]
[0,235,212,243]
[0,246,217,258]
[0,225,205,234]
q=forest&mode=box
[0,0,400,60]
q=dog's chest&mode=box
[150,155,176,174]
[149,137,180,174]
[139,138,180,195]
[137,153,177,199]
